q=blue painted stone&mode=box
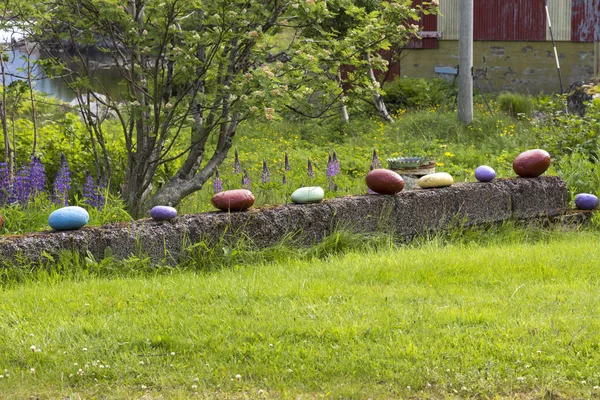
[574,193,599,210]
[475,165,496,182]
[151,205,178,221]
[48,206,89,231]
[291,186,325,204]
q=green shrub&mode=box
[537,97,600,160]
[382,77,450,112]
[497,92,534,118]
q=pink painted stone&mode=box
[366,169,404,194]
[513,149,551,178]
[211,189,255,211]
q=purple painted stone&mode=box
[475,165,496,182]
[574,193,599,210]
[150,205,178,221]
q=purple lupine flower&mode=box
[233,148,242,174]
[28,156,46,197]
[371,149,381,170]
[326,155,335,179]
[332,151,340,175]
[326,151,340,179]
[213,168,223,194]
[284,152,291,171]
[282,174,287,184]
[83,172,103,208]
[53,154,71,206]
[242,169,251,189]
[95,176,106,209]
[261,160,270,184]
[13,163,31,205]
[0,162,9,206]
[307,158,314,179]
[83,172,94,202]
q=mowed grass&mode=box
[2,230,600,398]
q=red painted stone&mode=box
[211,189,255,211]
[512,149,551,178]
[366,169,404,194]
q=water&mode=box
[1,28,124,102]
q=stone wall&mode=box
[0,176,568,266]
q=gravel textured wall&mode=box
[0,176,568,265]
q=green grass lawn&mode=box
[2,230,600,399]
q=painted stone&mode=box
[291,186,324,204]
[475,165,496,182]
[574,193,599,210]
[512,149,551,178]
[365,169,404,194]
[0,212,3,230]
[418,172,454,188]
[211,189,255,211]
[150,205,178,221]
[48,206,89,231]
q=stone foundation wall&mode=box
[400,41,594,94]
[0,176,569,266]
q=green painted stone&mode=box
[291,186,325,204]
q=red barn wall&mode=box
[571,0,600,42]
[473,0,546,41]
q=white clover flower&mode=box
[30,345,36,352]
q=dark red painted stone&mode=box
[211,189,255,211]
[366,169,404,194]
[0,212,3,230]
[513,149,551,178]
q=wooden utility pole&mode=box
[458,0,473,125]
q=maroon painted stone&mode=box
[0,212,3,230]
[513,149,551,178]
[366,169,404,194]
[211,189,255,211]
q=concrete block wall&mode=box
[0,176,568,266]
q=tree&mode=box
[13,0,436,217]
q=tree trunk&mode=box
[25,41,39,155]
[0,53,13,177]
[337,69,350,123]
[151,115,239,207]
[366,52,394,123]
